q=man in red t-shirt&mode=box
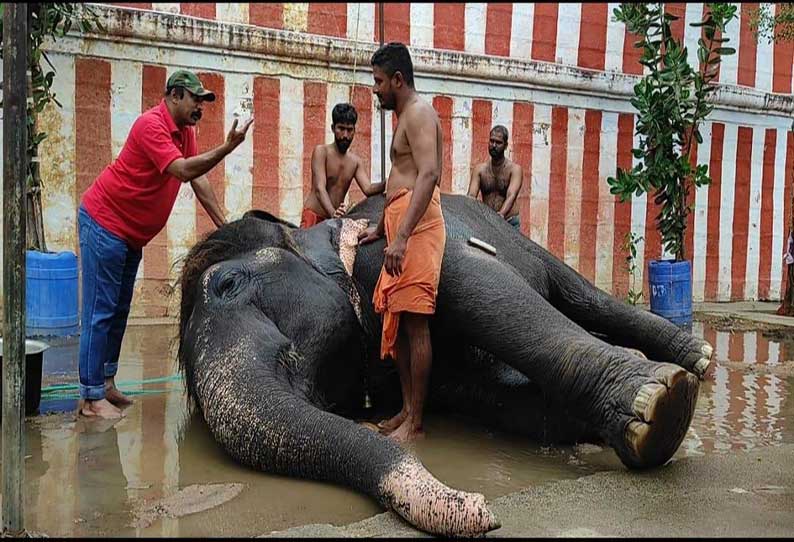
[78,70,253,419]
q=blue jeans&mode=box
[78,206,142,400]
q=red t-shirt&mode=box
[81,100,198,249]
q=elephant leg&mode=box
[540,256,712,379]
[437,246,699,469]
[431,346,599,444]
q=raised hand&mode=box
[225,117,254,151]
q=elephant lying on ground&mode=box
[178,193,713,537]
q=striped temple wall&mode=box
[2,2,794,318]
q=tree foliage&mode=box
[749,3,794,43]
[0,3,104,250]
[608,3,738,261]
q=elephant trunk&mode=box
[184,310,499,537]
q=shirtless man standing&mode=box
[300,103,384,227]
[359,42,446,444]
[467,125,523,229]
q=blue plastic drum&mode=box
[648,259,692,329]
[25,250,80,337]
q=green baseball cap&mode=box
[166,70,216,102]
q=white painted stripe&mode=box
[716,330,730,360]
[530,104,552,248]
[279,77,304,226]
[629,127,647,290]
[755,3,775,93]
[683,3,704,69]
[451,96,473,194]
[741,373,757,450]
[224,72,254,221]
[564,108,585,270]
[110,60,144,283]
[216,3,249,25]
[595,111,618,291]
[165,64,197,276]
[717,123,739,301]
[555,3,581,66]
[763,375,781,443]
[283,3,309,33]
[693,122,712,302]
[491,100,513,161]
[770,129,787,299]
[744,331,757,363]
[325,84,350,144]
[410,3,434,49]
[372,106,393,185]
[464,3,487,55]
[347,2,375,43]
[509,3,534,60]
[692,320,705,339]
[604,2,625,72]
[719,4,741,86]
[151,3,180,15]
[767,341,780,365]
[38,53,77,254]
[712,364,731,452]
[744,127,765,300]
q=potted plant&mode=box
[1,4,103,337]
[608,3,738,328]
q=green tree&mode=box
[608,3,738,262]
[0,3,103,251]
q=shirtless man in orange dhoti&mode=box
[301,103,384,228]
[358,42,446,444]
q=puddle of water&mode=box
[12,321,794,536]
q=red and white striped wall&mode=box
[1,3,793,317]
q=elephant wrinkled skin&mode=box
[178,194,712,537]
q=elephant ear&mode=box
[338,218,369,276]
[243,209,297,228]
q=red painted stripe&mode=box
[194,72,225,238]
[434,3,465,51]
[531,3,558,62]
[757,335,770,364]
[75,58,112,207]
[782,133,794,302]
[512,102,533,237]
[772,5,794,93]
[579,110,602,282]
[470,100,492,175]
[141,65,168,317]
[684,140,699,262]
[547,107,568,259]
[577,3,607,71]
[612,113,635,298]
[308,3,347,38]
[180,3,215,19]
[252,77,280,215]
[737,3,759,88]
[433,96,454,193]
[731,126,753,301]
[643,183,663,292]
[728,330,743,362]
[302,82,327,206]
[485,3,513,57]
[758,129,777,300]
[348,86,371,205]
[249,3,283,30]
[667,3,686,43]
[622,23,643,75]
[109,2,152,9]
[705,123,725,300]
[375,2,410,44]
[701,4,722,82]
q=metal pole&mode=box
[2,2,29,536]
[378,2,386,185]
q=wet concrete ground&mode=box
[12,304,794,537]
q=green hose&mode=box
[40,374,184,401]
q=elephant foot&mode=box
[618,364,699,469]
[380,456,500,537]
[677,337,714,380]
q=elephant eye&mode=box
[212,268,247,300]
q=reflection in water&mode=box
[13,322,794,536]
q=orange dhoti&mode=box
[300,208,325,228]
[373,186,446,360]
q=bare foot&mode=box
[388,420,425,445]
[377,409,408,435]
[105,382,134,407]
[79,398,124,419]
